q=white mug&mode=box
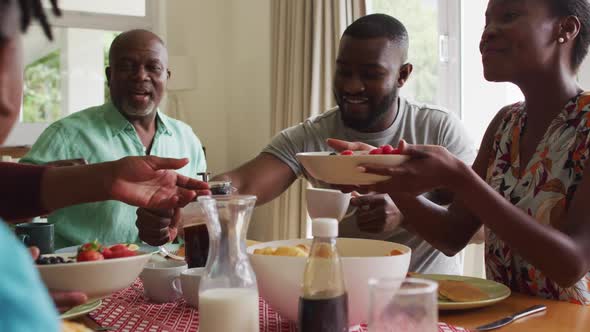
[172,267,206,308]
[306,187,357,221]
[140,260,188,303]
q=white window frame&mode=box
[367,0,462,117]
[438,0,461,118]
[48,0,164,35]
[6,0,165,146]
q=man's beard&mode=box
[120,99,156,117]
[338,88,398,131]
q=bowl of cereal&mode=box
[247,238,411,325]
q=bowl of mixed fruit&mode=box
[296,145,409,185]
[36,241,153,300]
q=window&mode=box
[369,0,524,147]
[22,26,118,124]
[368,0,461,115]
[5,0,164,146]
[43,0,146,16]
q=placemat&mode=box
[89,279,470,332]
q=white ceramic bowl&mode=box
[37,251,152,300]
[296,151,409,185]
[247,238,411,325]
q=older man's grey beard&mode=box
[120,99,156,117]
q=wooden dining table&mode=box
[76,291,589,331]
[440,293,590,331]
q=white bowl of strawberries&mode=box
[296,145,409,185]
[36,241,153,300]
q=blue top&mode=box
[0,222,60,331]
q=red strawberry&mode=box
[369,148,383,155]
[121,250,137,257]
[340,150,354,155]
[389,148,401,155]
[79,240,102,253]
[107,244,137,258]
[77,240,105,261]
[102,247,114,259]
[77,250,104,262]
[109,244,128,252]
[111,249,137,258]
[380,145,394,154]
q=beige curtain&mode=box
[270,0,366,240]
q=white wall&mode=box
[579,57,590,88]
[164,0,273,240]
[165,0,231,174]
[226,0,274,240]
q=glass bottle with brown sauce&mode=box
[298,218,349,332]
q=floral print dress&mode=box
[485,92,590,305]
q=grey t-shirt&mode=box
[263,97,476,274]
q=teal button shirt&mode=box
[21,102,207,248]
[0,222,60,331]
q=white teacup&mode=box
[172,267,206,308]
[306,187,357,221]
[140,260,187,303]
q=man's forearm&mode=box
[0,162,48,221]
[391,193,478,256]
[211,153,298,206]
[40,162,114,211]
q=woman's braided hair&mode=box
[18,0,61,40]
[1,0,61,41]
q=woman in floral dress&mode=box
[342,0,590,304]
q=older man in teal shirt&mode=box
[21,30,206,249]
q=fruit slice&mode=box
[381,145,394,154]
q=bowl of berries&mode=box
[36,241,153,300]
[296,145,409,185]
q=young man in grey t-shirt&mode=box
[135,14,476,274]
[263,96,475,274]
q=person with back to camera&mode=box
[0,1,210,330]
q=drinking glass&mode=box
[368,277,438,332]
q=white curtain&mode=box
[270,0,366,240]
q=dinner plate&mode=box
[60,299,102,320]
[415,274,511,310]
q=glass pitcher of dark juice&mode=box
[182,180,232,268]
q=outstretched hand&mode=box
[108,156,211,209]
